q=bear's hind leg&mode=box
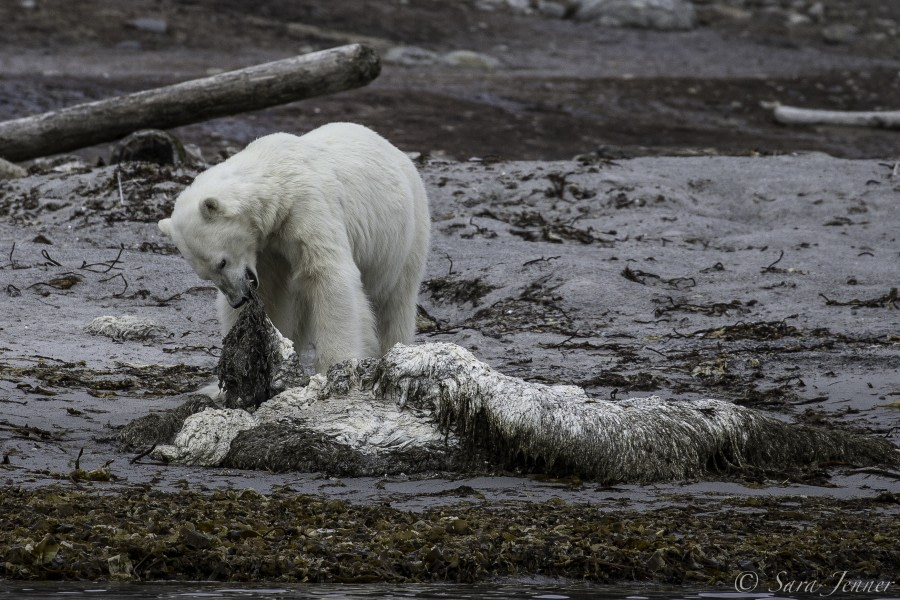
[375,278,418,356]
[374,242,425,355]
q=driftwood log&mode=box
[771,104,900,129]
[0,44,380,162]
[120,297,899,483]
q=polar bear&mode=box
[157,123,430,373]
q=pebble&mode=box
[385,46,501,70]
[785,12,811,27]
[821,23,858,44]
[537,1,568,18]
[127,17,168,34]
[706,4,752,22]
[807,1,825,21]
[574,0,697,31]
[383,46,440,67]
[441,50,501,70]
[0,157,27,180]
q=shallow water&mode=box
[0,582,856,600]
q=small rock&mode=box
[786,12,811,27]
[115,40,142,50]
[706,3,752,21]
[476,0,532,13]
[384,46,440,67]
[0,157,27,180]
[127,17,168,34]
[807,1,824,21]
[107,554,134,581]
[822,23,858,44]
[110,129,186,166]
[441,50,501,70]
[574,0,697,30]
[183,143,206,165]
[537,1,568,18]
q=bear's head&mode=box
[159,176,260,309]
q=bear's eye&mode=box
[217,258,227,271]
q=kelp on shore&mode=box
[1,486,897,583]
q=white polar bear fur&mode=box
[158,123,431,373]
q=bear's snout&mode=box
[220,267,258,309]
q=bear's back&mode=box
[248,124,429,304]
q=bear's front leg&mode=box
[297,264,378,373]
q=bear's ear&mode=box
[158,218,173,237]
[199,197,222,221]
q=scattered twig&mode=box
[36,298,62,309]
[130,443,158,464]
[549,332,581,349]
[74,447,84,471]
[116,170,125,205]
[442,251,455,276]
[820,288,899,309]
[700,262,725,273]
[761,250,785,274]
[39,249,62,267]
[523,255,561,267]
[847,467,900,480]
[621,266,696,289]
[153,292,184,305]
[425,327,462,337]
[654,296,750,318]
[100,272,129,296]
[81,245,125,273]
[460,216,497,239]
[3,242,25,270]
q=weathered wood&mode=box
[772,104,900,129]
[0,44,381,162]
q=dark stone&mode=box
[110,129,186,166]
[119,395,217,448]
